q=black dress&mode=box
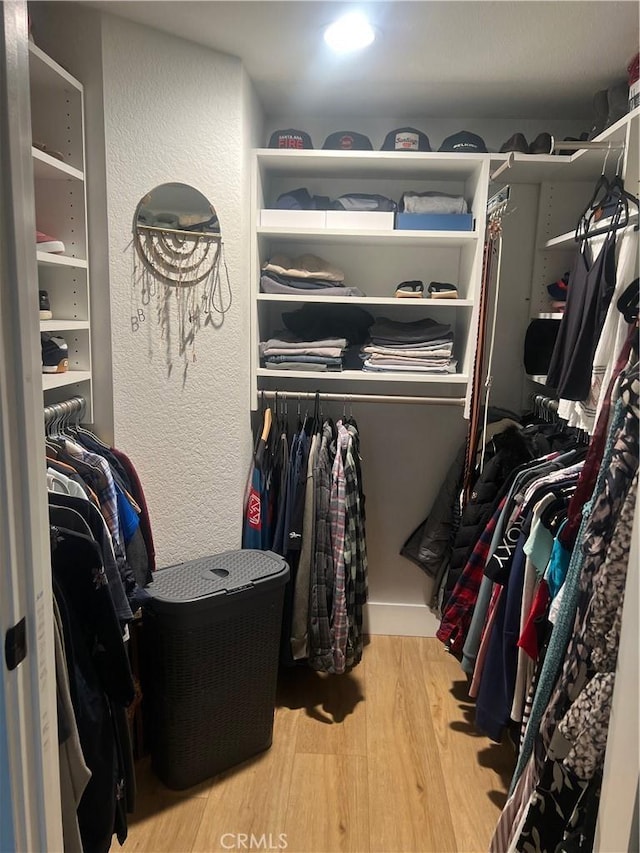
[547,226,617,401]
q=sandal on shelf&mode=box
[394,280,424,298]
[428,281,458,299]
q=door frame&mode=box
[0,1,63,848]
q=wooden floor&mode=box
[122,637,514,853]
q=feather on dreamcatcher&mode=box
[131,187,232,382]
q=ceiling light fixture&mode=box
[324,11,375,54]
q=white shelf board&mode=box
[28,42,83,92]
[490,152,573,183]
[42,370,91,391]
[526,374,549,386]
[257,226,478,248]
[32,147,84,182]
[256,149,487,181]
[536,312,564,320]
[40,320,89,332]
[257,368,468,384]
[36,251,87,268]
[490,108,640,184]
[257,294,474,307]
[543,230,579,250]
[544,212,638,250]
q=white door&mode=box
[0,1,63,849]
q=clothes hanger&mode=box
[582,143,612,213]
[578,148,638,241]
[617,278,639,324]
[310,391,321,436]
[254,404,272,470]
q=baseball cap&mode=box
[268,128,314,149]
[322,131,373,151]
[381,127,431,152]
[438,131,487,153]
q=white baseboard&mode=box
[363,601,440,637]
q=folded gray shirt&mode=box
[401,191,468,215]
[261,334,348,351]
[261,275,364,298]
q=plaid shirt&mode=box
[344,422,367,668]
[330,424,349,674]
[308,425,335,672]
[437,497,506,655]
[63,440,124,550]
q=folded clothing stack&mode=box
[261,303,375,371]
[361,317,457,374]
[275,188,396,212]
[260,332,348,371]
[261,253,364,297]
[399,191,468,215]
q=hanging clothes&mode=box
[558,228,637,432]
[51,528,135,853]
[489,362,639,853]
[511,380,638,853]
[548,174,638,409]
[44,406,156,852]
[243,403,368,673]
[546,223,617,400]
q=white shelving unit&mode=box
[29,41,93,417]
[251,149,490,407]
[522,109,639,406]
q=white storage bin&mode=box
[259,209,326,228]
[325,210,395,230]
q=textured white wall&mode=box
[101,14,255,567]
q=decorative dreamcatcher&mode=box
[130,183,232,381]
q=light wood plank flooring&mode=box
[122,637,513,853]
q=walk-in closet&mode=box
[1,2,639,852]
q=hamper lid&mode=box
[146,550,289,606]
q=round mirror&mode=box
[130,182,231,377]
[133,182,222,288]
[135,182,220,234]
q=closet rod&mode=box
[550,139,625,152]
[260,391,465,407]
[44,395,85,425]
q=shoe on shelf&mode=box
[33,141,64,162]
[428,281,458,299]
[395,280,424,298]
[41,333,69,373]
[529,133,553,154]
[39,290,53,320]
[547,271,570,302]
[36,230,65,254]
[499,133,529,154]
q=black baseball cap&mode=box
[322,131,373,151]
[439,131,487,153]
[381,127,431,152]
[268,128,314,149]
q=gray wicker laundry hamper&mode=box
[142,549,289,790]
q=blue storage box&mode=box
[395,212,474,231]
